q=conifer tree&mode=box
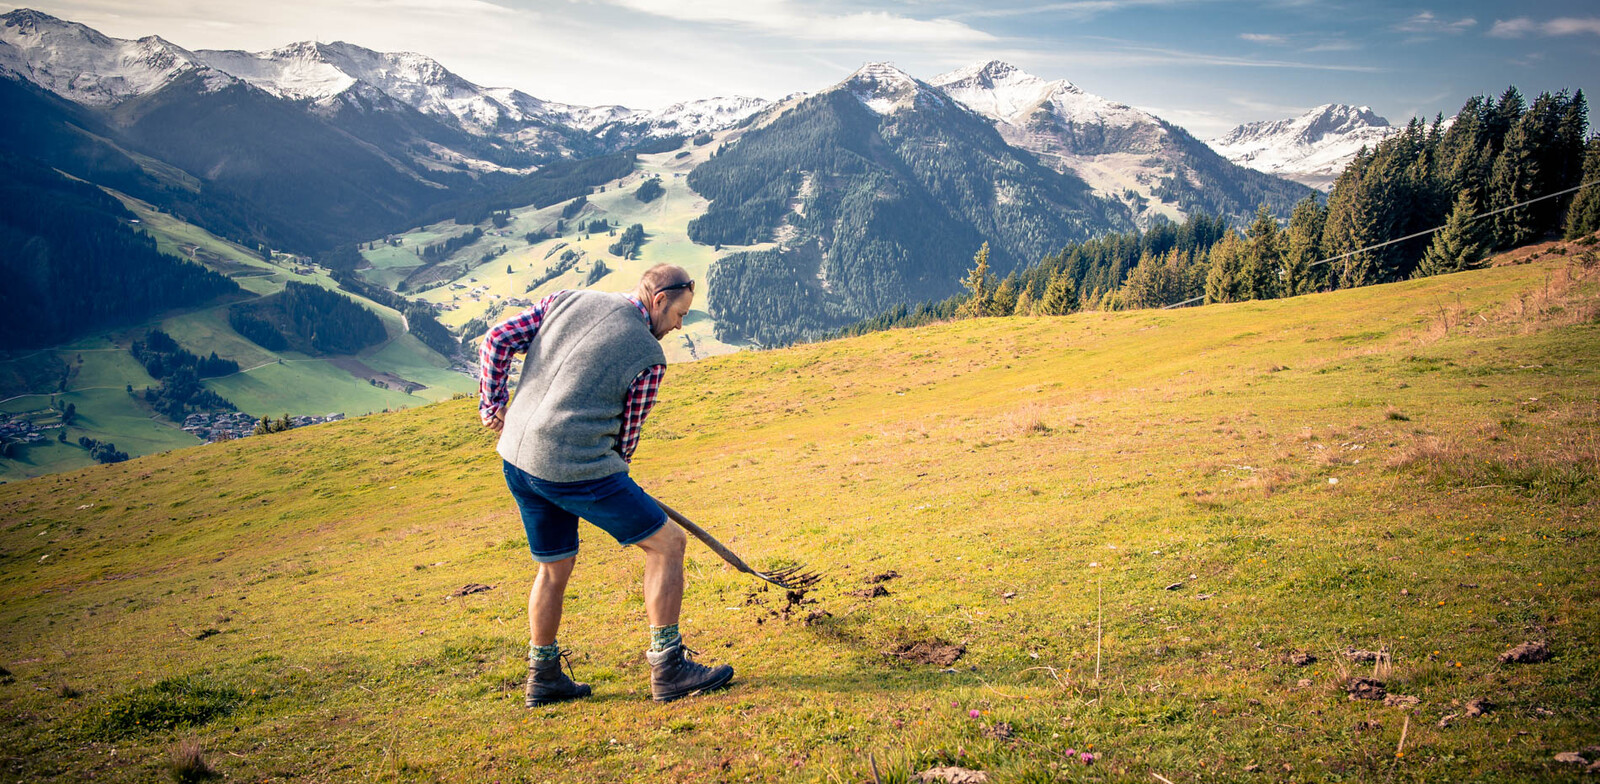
[1204,231,1247,303]
[1416,190,1486,277]
[1565,138,1600,239]
[1119,252,1163,309]
[1014,288,1034,317]
[992,274,1019,317]
[1037,272,1079,316]
[959,243,995,318]
[1321,148,1379,288]
[1282,195,1326,296]
[1489,116,1541,249]
[1488,86,1525,148]
[1438,96,1492,196]
[1242,204,1283,300]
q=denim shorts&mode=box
[502,460,668,562]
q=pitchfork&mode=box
[655,501,821,590]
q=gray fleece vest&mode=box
[496,290,665,482]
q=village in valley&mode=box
[181,411,346,442]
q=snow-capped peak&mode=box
[0,8,228,105]
[931,60,1152,131]
[1211,103,1390,148]
[1208,103,1397,190]
[932,59,1030,90]
[194,40,521,130]
[0,8,768,151]
[841,62,942,115]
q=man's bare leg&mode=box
[636,522,686,628]
[636,520,732,700]
[529,556,575,646]
[524,555,589,706]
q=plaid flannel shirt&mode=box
[478,290,665,463]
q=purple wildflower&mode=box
[968,709,981,719]
[1080,752,1096,765]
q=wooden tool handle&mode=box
[656,500,754,574]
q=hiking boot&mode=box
[525,652,591,707]
[646,644,734,702]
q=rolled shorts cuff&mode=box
[530,546,580,564]
[615,514,668,547]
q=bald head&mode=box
[636,264,694,340]
[636,264,693,303]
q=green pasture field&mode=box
[0,344,195,482]
[0,386,199,482]
[1,246,1595,782]
[202,359,432,419]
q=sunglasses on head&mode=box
[657,280,695,294]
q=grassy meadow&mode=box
[0,246,1597,782]
[0,194,474,481]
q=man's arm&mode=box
[478,291,566,430]
[617,364,666,462]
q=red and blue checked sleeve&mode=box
[478,291,565,425]
[618,364,665,463]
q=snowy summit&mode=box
[1207,104,1398,191]
[931,60,1153,131]
[0,8,767,147]
[0,9,235,104]
[842,62,943,115]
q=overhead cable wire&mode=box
[1160,178,1600,310]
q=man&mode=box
[479,263,733,706]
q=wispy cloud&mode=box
[1237,32,1361,52]
[599,0,993,43]
[951,0,1204,21]
[1490,16,1600,38]
[1084,39,1381,72]
[1394,11,1476,35]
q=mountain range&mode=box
[1208,104,1400,190]
[1,7,1348,352]
[0,9,768,161]
[931,60,1311,225]
[0,8,770,255]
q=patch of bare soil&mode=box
[916,766,988,783]
[1499,640,1551,664]
[982,722,1013,741]
[867,571,900,584]
[747,584,822,624]
[886,638,965,667]
[850,585,890,599]
[449,583,493,598]
[329,357,426,393]
[1346,677,1387,701]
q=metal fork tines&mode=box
[757,565,821,590]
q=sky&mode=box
[5,0,1597,139]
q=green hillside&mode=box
[0,193,474,482]
[1,250,1596,782]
